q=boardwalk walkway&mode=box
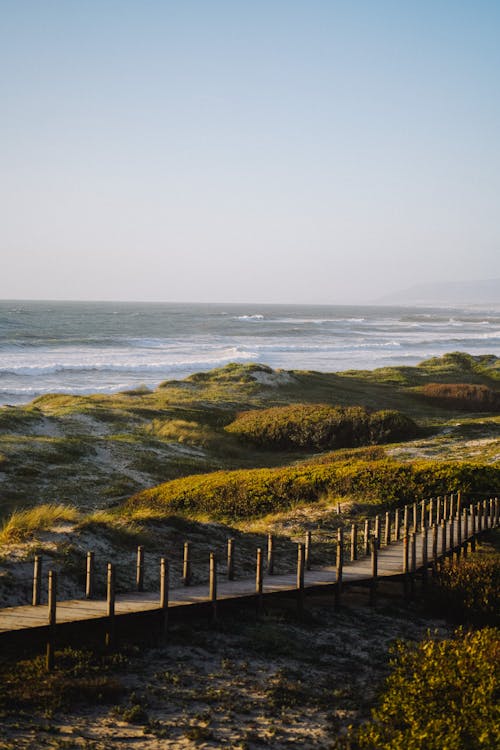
[1,502,497,639]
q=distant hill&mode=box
[378,278,500,307]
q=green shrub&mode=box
[419,382,500,411]
[126,460,500,521]
[354,628,500,750]
[225,404,418,450]
[425,548,500,625]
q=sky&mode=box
[1,1,499,304]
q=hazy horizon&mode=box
[2,2,499,303]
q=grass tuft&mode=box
[0,504,80,543]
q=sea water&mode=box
[0,300,499,406]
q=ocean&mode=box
[1,300,499,406]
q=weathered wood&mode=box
[412,502,418,533]
[136,545,144,592]
[384,512,390,546]
[457,491,462,519]
[394,508,400,541]
[431,523,438,574]
[403,533,409,574]
[183,542,191,586]
[32,555,42,607]
[106,563,115,648]
[267,534,274,575]
[403,505,409,532]
[420,499,426,530]
[85,551,94,600]
[436,496,442,523]
[374,515,381,549]
[495,497,499,527]
[369,537,378,606]
[443,495,449,521]
[296,543,305,615]
[305,531,312,571]
[160,557,169,639]
[335,527,343,609]
[428,498,434,528]
[209,552,217,623]
[350,523,357,561]
[364,519,370,556]
[441,520,447,562]
[471,505,477,552]
[46,569,57,671]
[450,494,455,520]
[449,515,455,554]
[421,526,428,583]
[227,538,235,581]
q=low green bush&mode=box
[353,627,500,750]
[225,403,418,450]
[126,459,500,521]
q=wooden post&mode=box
[436,496,442,523]
[483,499,488,530]
[403,532,410,600]
[449,515,455,556]
[305,531,312,571]
[106,562,115,649]
[394,508,400,541]
[160,557,169,639]
[456,508,462,558]
[369,537,377,606]
[421,526,428,584]
[457,491,462,520]
[431,523,438,575]
[335,527,343,609]
[450,493,455,520]
[420,499,426,530]
[46,570,57,671]
[443,495,449,521]
[477,501,483,534]
[428,498,434,528]
[227,538,235,581]
[462,509,468,557]
[297,543,305,615]
[403,505,409,533]
[374,515,381,549]
[441,519,447,563]
[267,533,274,575]
[256,547,263,614]
[494,497,499,528]
[136,545,144,592]
[32,555,42,606]
[350,523,357,561]
[209,552,217,623]
[183,542,191,586]
[471,504,477,552]
[85,551,94,600]
[409,531,416,599]
[412,502,418,533]
[384,512,391,546]
[363,519,370,556]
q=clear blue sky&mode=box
[1,1,499,303]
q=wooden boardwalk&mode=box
[1,501,497,640]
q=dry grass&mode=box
[0,504,80,544]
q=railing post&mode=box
[443,495,449,522]
[420,499,426,530]
[160,557,169,640]
[410,531,416,598]
[106,562,115,649]
[267,533,274,575]
[335,527,343,609]
[456,508,462,558]
[183,541,191,586]
[209,552,217,623]
[46,570,57,671]
[421,526,428,585]
[431,522,438,575]
[412,502,418,533]
[363,519,370,556]
[462,508,468,557]
[449,514,455,557]
[384,512,390,546]
[471,504,477,552]
[227,538,235,581]
[86,551,94,599]
[449,493,455,521]
[374,515,381,549]
[305,530,312,571]
[350,523,357,561]
[256,547,263,615]
[403,531,410,600]
[494,497,499,528]
[403,505,409,533]
[436,496,442,524]
[440,519,447,564]
[457,491,462,520]
[428,498,434,528]
[297,543,305,615]
[32,555,42,606]
[136,545,144,592]
[394,508,400,541]
[369,537,378,606]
